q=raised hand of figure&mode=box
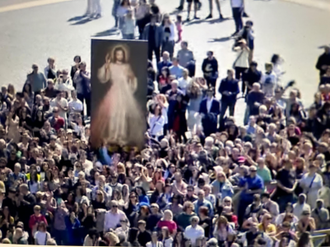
[105,53,111,64]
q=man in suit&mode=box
[199,88,220,137]
[143,14,163,63]
[218,69,240,127]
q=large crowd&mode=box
[1,0,330,246]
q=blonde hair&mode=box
[117,162,126,174]
[2,238,11,244]
[163,209,173,221]
[157,94,169,107]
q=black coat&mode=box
[172,100,188,133]
[199,98,220,136]
[316,52,330,76]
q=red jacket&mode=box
[29,214,48,230]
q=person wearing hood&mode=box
[293,194,311,219]
[311,199,329,230]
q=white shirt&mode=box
[149,115,165,136]
[146,241,164,247]
[82,159,93,176]
[55,79,74,97]
[261,72,278,97]
[69,98,83,113]
[50,97,68,119]
[104,210,128,231]
[161,107,168,124]
[293,203,311,219]
[231,0,243,8]
[184,225,205,245]
[207,98,213,113]
[34,231,50,245]
[178,77,191,95]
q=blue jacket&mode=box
[65,216,83,245]
[218,77,240,103]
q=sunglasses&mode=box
[112,205,118,208]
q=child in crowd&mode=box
[320,83,330,102]
[176,14,183,43]
[121,9,135,40]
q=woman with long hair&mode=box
[81,204,96,232]
[65,192,76,212]
[150,180,165,203]
[157,94,169,135]
[133,205,149,227]
[171,94,188,143]
[233,39,250,82]
[150,168,165,191]
[7,84,16,99]
[147,231,163,247]
[28,167,41,194]
[186,78,206,133]
[22,83,34,109]
[258,213,276,237]
[92,190,107,210]
[213,216,236,247]
[158,67,171,90]
[167,194,183,217]
[117,0,132,30]
[135,0,151,39]
[161,14,177,59]
[6,110,20,143]
[296,232,313,247]
[125,191,139,216]
[71,55,81,88]
[161,226,173,247]
[111,189,125,209]
[149,104,165,141]
[297,210,316,234]
[34,222,51,245]
[0,206,15,238]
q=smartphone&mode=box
[40,172,45,181]
[57,198,63,206]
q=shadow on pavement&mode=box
[185,17,230,26]
[67,15,86,22]
[208,36,231,43]
[93,28,119,37]
[169,9,181,15]
[71,18,94,25]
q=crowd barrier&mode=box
[312,229,330,247]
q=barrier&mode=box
[311,229,330,247]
